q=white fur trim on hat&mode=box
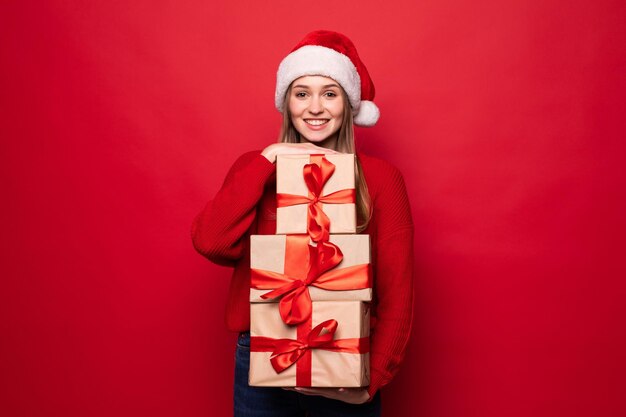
[275,45,361,112]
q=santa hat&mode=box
[275,30,380,127]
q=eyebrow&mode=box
[292,84,340,89]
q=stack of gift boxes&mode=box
[249,154,372,387]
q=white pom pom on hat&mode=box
[275,30,380,127]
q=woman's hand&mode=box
[261,142,339,164]
[283,387,370,404]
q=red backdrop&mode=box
[1,1,625,416]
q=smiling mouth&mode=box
[304,119,330,126]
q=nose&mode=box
[307,95,323,115]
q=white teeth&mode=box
[305,119,329,126]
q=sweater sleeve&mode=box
[191,150,276,266]
[367,165,414,400]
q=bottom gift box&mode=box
[249,301,370,387]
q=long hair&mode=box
[278,85,372,232]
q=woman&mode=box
[192,30,414,417]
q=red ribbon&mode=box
[276,155,356,242]
[250,319,370,385]
[251,236,372,325]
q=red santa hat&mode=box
[275,30,380,127]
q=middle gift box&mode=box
[250,234,372,325]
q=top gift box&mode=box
[276,154,357,241]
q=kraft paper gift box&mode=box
[276,154,356,240]
[249,234,372,325]
[249,300,370,387]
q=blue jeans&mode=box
[235,332,381,417]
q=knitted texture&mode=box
[191,150,414,399]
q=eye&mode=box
[324,91,338,98]
[294,91,307,98]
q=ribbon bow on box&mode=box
[251,319,369,374]
[277,155,356,242]
[251,237,372,325]
[249,301,371,387]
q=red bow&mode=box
[251,238,372,325]
[250,319,369,374]
[276,155,356,242]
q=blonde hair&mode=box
[278,85,372,232]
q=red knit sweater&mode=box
[191,150,414,399]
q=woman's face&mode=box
[288,75,345,148]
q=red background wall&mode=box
[1,1,625,416]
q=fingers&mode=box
[261,142,340,163]
[285,143,339,154]
[287,387,369,404]
[292,387,338,398]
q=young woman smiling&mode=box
[192,30,414,417]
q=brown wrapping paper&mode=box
[249,301,370,387]
[250,234,372,302]
[276,154,356,235]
